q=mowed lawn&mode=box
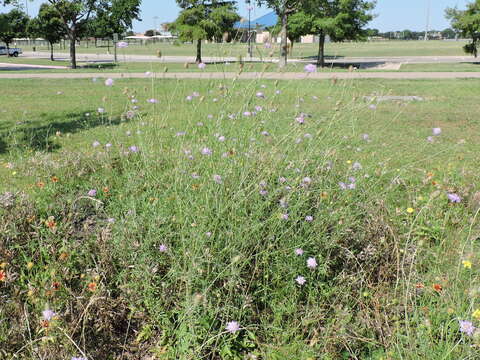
[1,77,480,359]
[19,39,472,58]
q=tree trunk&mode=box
[69,32,77,69]
[95,38,98,47]
[317,31,326,68]
[196,39,202,63]
[50,41,54,61]
[6,42,10,57]
[279,11,288,68]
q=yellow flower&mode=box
[407,207,414,214]
[473,309,480,320]
[463,260,472,269]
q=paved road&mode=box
[21,51,480,65]
[1,71,480,80]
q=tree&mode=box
[0,9,29,55]
[304,0,375,67]
[271,11,313,55]
[441,27,457,39]
[171,0,240,64]
[28,3,66,61]
[144,29,160,36]
[46,0,141,69]
[446,0,480,56]
[256,0,304,68]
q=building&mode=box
[234,12,325,44]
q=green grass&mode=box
[19,39,472,58]
[400,62,480,72]
[2,77,480,359]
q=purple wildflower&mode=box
[243,111,252,117]
[186,95,193,101]
[201,147,212,156]
[87,189,97,197]
[42,309,55,321]
[447,193,461,203]
[225,321,240,334]
[97,107,105,114]
[256,91,265,98]
[295,276,306,285]
[295,248,304,256]
[304,63,316,73]
[104,78,114,87]
[432,127,442,136]
[198,62,206,70]
[213,174,223,184]
[307,257,317,269]
[147,98,158,104]
[159,244,168,252]
[92,141,100,147]
[305,215,313,222]
[129,146,139,153]
[352,162,362,170]
[459,320,475,336]
[282,213,289,220]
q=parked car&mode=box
[0,46,22,57]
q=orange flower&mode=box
[433,283,442,292]
[51,176,59,183]
[52,281,61,291]
[59,252,69,261]
[36,181,45,188]
[102,187,109,194]
[45,217,56,229]
[41,320,50,328]
[0,270,6,282]
[415,283,425,289]
[87,282,97,292]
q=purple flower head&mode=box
[275,90,281,95]
[192,91,200,97]
[129,146,139,153]
[159,244,168,252]
[305,215,313,222]
[97,107,105,114]
[302,177,312,185]
[279,177,287,183]
[225,321,240,334]
[295,116,305,124]
[352,162,362,171]
[201,147,212,156]
[126,111,135,119]
[432,127,442,136]
[207,114,213,119]
[264,42,272,49]
[186,95,193,101]
[304,63,316,73]
[218,136,226,142]
[92,141,100,147]
[87,189,97,197]
[295,248,304,256]
[243,111,252,117]
[105,143,112,148]
[339,182,347,190]
[347,183,356,189]
[307,257,317,269]
[369,104,377,110]
[42,309,55,321]
[255,105,263,112]
[117,41,128,48]
[447,193,461,203]
[176,131,186,137]
[107,218,115,223]
[71,357,87,360]
[147,98,158,104]
[282,213,289,220]
[198,62,206,70]
[362,134,370,141]
[256,91,265,99]
[213,174,223,184]
[295,276,306,285]
[459,320,475,336]
[261,131,270,136]
[104,78,114,87]
[145,71,152,77]
[259,189,268,196]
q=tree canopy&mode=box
[0,8,29,51]
[171,0,239,63]
[446,0,480,57]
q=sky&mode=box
[2,0,472,33]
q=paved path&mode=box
[1,71,480,80]
[21,52,480,65]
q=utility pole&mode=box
[246,0,253,58]
[424,0,431,41]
